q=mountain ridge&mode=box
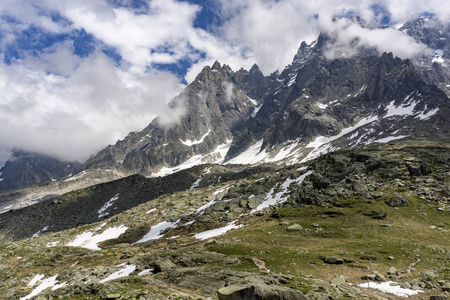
[1,15,449,190]
[82,24,450,177]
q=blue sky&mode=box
[0,0,448,166]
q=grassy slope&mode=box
[0,141,449,299]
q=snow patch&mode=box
[252,170,313,213]
[194,221,243,240]
[190,167,213,190]
[180,129,211,146]
[21,275,66,300]
[316,103,328,109]
[138,269,153,276]
[372,135,408,143]
[28,274,45,287]
[152,141,231,177]
[251,105,262,118]
[67,225,128,251]
[247,96,258,106]
[302,115,379,162]
[146,208,157,214]
[432,49,445,64]
[98,193,119,218]
[33,226,49,238]
[2,204,13,211]
[64,170,88,182]
[358,281,421,297]
[226,140,269,165]
[46,241,60,247]
[213,186,229,195]
[99,264,136,283]
[287,74,297,87]
[134,220,180,243]
[265,141,300,163]
[196,198,217,214]
[190,177,202,190]
[384,92,439,120]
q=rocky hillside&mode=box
[0,164,274,244]
[0,140,449,299]
[0,149,80,192]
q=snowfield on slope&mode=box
[66,225,128,251]
[194,221,243,240]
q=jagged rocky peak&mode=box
[401,14,450,51]
[83,15,450,178]
[400,15,450,96]
[195,60,234,82]
[83,60,264,176]
[248,63,262,76]
[225,34,450,163]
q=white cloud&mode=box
[222,81,234,103]
[214,0,448,73]
[0,46,184,164]
[320,17,431,60]
[377,0,450,24]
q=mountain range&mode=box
[1,15,449,190]
[0,15,449,300]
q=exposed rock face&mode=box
[83,61,272,175]
[0,164,275,243]
[0,149,80,192]
[387,196,409,207]
[401,15,450,96]
[226,34,450,161]
[82,17,450,178]
[217,283,307,300]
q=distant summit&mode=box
[0,149,80,191]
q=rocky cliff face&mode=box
[401,15,450,96]
[0,149,80,192]
[81,17,450,178]
[225,33,450,163]
[82,61,274,176]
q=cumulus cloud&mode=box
[376,0,450,24]
[222,82,234,103]
[320,17,431,60]
[0,46,184,164]
[214,0,447,73]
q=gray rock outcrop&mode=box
[217,283,307,300]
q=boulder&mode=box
[430,295,447,300]
[331,275,346,286]
[153,258,177,273]
[387,267,399,276]
[361,273,385,282]
[322,256,344,264]
[386,196,409,207]
[422,271,438,282]
[407,163,432,176]
[286,224,303,232]
[217,283,307,300]
[440,282,450,292]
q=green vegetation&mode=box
[0,141,449,299]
